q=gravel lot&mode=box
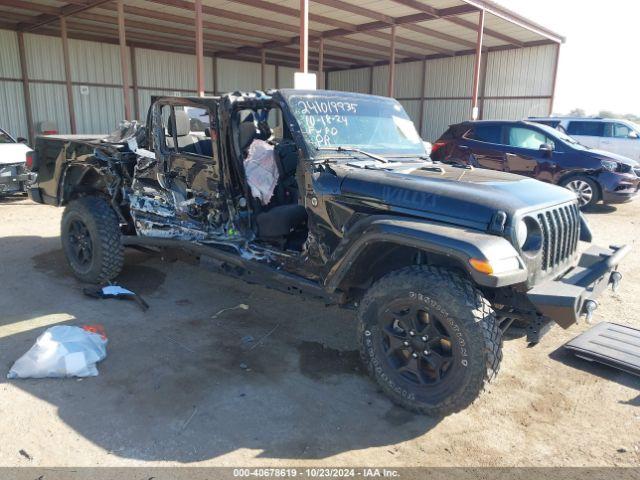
[0,195,638,467]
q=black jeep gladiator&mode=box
[27,89,629,416]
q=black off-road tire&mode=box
[61,196,124,284]
[358,266,502,417]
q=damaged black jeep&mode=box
[28,89,629,416]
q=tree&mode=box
[567,108,586,117]
[598,110,615,119]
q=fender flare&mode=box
[324,216,528,291]
[57,160,109,206]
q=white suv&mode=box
[529,117,640,161]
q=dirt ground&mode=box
[0,195,638,468]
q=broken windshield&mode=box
[284,91,426,158]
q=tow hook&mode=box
[582,300,598,324]
[610,271,622,292]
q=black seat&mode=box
[271,141,300,205]
[256,204,307,239]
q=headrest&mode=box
[168,110,190,137]
[239,117,259,151]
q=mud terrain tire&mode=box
[61,196,123,284]
[358,266,502,416]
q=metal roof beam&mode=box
[4,0,60,15]
[144,0,427,59]
[17,0,115,32]
[224,0,357,31]
[389,0,525,47]
[460,0,565,43]
[445,16,524,47]
[400,23,477,49]
[312,0,396,24]
[103,4,390,62]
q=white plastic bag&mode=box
[7,325,108,379]
[244,139,279,205]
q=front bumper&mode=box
[526,244,630,329]
[0,163,32,194]
[597,171,639,204]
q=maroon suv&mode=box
[432,120,640,208]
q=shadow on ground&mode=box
[548,345,640,407]
[583,204,618,215]
[0,234,440,463]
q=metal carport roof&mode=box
[2,0,564,70]
[1,0,564,136]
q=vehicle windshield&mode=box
[535,123,588,150]
[283,91,426,158]
[0,130,15,144]
[627,121,640,134]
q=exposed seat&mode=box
[271,141,300,205]
[256,204,307,239]
[167,110,203,155]
[239,114,260,152]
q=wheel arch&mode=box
[59,162,111,206]
[324,216,527,298]
[558,172,602,204]
[332,242,470,300]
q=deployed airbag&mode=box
[244,139,278,205]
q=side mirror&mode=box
[629,131,639,139]
[539,143,554,156]
[17,137,28,144]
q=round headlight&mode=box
[516,219,528,248]
[519,217,543,254]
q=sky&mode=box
[493,0,640,115]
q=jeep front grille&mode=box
[537,204,580,271]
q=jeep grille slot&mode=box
[537,204,580,271]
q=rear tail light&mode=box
[431,141,447,154]
[25,150,36,171]
[42,130,57,135]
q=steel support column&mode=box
[212,55,217,94]
[471,9,485,120]
[130,46,140,119]
[299,0,309,73]
[261,49,266,90]
[117,0,131,120]
[60,16,77,134]
[194,0,205,96]
[368,66,374,94]
[388,24,396,97]
[318,37,324,89]
[17,32,34,144]
[549,43,561,114]
[418,58,426,136]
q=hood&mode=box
[335,161,576,229]
[587,148,639,167]
[0,143,30,165]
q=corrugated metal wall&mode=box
[0,30,28,139]
[328,43,558,141]
[0,27,557,145]
[0,28,304,141]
